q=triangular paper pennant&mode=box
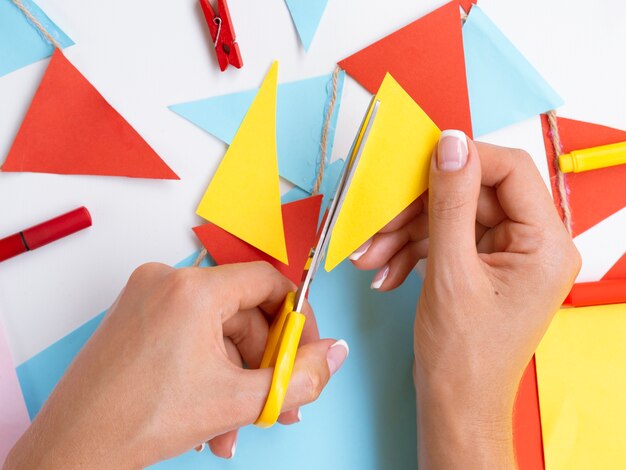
[194,195,322,284]
[0,0,73,77]
[2,50,178,179]
[541,114,626,238]
[604,252,626,280]
[284,0,328,51]
[196,62,288,264]
[339,2,472,136]
[325,74,440,271]
[170,72,345,193]
[463,6,563,137]
[458,0,477,14]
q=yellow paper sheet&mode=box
[325,73,440,271]
[536,303,626,469]
[196,62,288,264]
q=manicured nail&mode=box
[370,265,389,290]
[229,440,237,459]
[194,442,206,452]
[297,409,302,422]
[327,339,349,376]
[349,238,372,261]
[437,130,468,172]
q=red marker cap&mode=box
[0,207,92,262]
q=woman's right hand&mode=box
[351,131,581,468]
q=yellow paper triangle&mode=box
[325,73,440,271]
[196,62,288,264]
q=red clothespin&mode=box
[199,0,243,71]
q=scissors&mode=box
[255,99,381,427]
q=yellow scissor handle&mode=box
[255,292,306,428]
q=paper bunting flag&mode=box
[458,0,477,14]
[325,74,440,271]
[196,62,288,264]
[0,0,73,77]
[284,0,328,51]
[542,115,626,238]
[194,195,322,285]
[513,358,545,470]
[536,303,626,469]
[170,72,345,193]
[2,50,178,179]
[0,320,30,462]
[463,6,563,137]
[339,2,472,136]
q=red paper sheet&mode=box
[338,1,472,136]
[542,114,626,238]
[458,0,477,14]
[193,195,322,284]
[513,357,545,470]
[2,50,178,179]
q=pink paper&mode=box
[0,320,29,463]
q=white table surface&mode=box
[1,0,625,365]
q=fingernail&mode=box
[229,440,237,459]
[349,238,372,261]
[297,409,302,422]
[437,130,468,172]
[195,442,206,452]
[370,265,389,290]
[327,339,349,376]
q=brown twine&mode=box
[193,66,342,267]
[11,0,62,49]
[546,110,573,236]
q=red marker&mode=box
[563,279,626,307]
[0,207,92,262]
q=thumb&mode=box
[239,339,349,426]
[428,130,481,266]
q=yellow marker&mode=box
[559,141,626,173]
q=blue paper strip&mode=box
[284,0,329,51]
[17,252,420,469]
[0,0,73,77]
[169,72,345,194]
[463,6,563,137]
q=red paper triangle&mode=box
[338,2,472,137]
[193,195,322,285]
[458,0,477,14]
[541,114,626,237]
[2,50,178,179]
[603,252,626,280]
[513,357,545,470]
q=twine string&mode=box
[12,0,62,49]
[546,109,573,236]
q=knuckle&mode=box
[303,368,324,402]
[429,190,470,222]
[508,147,533,166]
[128,262,168,286]
[164,268,200,299]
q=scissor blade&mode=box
[293,99,381,313]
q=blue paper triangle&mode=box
[169,72,345,194]
[0,0,73,77]
[463,6,563,137]
[284,0,329,51]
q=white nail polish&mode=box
[440,129,468,153]
[349,238,372,261]
[195,442,206,452]
[297,409,302,422]
[229,441,237,459]
[370,266,389,290]
[332,339,350,357]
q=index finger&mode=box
[473,141,562,228]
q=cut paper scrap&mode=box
[2,50,178,179]
[339,1,472,136]
[194,195,322,285]
[196,62,288,264]
[542,115,626,238]
[536,303,626,469]
[463,6,563,137]
[0,0,73,77]
[284,0,328,51]
[0,319,30,462]
[17,251,422,469]
[513,357,545,470]
[170,71,345,193]
[325,73,440,271]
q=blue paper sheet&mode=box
[462,6,563,137]
[284,0,329,51]
[169,72,345,194]
[17,251,420,469]
[0,0,73,77]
